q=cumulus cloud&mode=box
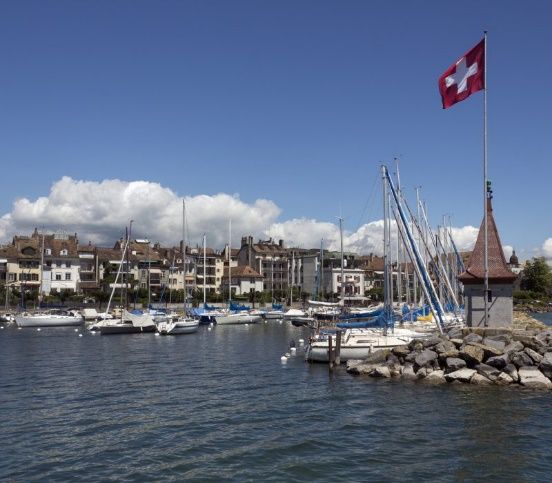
[542,238,552,260]
[0,177,491,259]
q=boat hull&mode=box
[158,319,199,335]
[15,315,84,327]
[215,314,261,325]
[99,324,156,335]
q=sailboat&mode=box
[157,200,199,335]
[15,231,84,328]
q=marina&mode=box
[1,321,551,481]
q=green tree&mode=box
[522,257,552,295]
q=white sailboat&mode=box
[158,200,199,335]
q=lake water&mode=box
[1,322,551,482]
[531,311,552,326]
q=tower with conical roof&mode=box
[458,199,516,327]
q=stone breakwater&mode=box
[347,327,552,390]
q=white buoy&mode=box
[279,320,283,324]
[209,322,214,327]
[74,328,78,332]
[245,323,249,327]
[78,334,83,337]
[155,332,160,336]
[37,328,41,331]
[264,320,267,324]
[290,347,297,355]
[285,352,291,358]
[208,326,212,331]
[18,327,22,330]
[0,326,4,330]
[280,355,288,363]
[299,338,305,345]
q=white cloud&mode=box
[542,238,552,260]
[0,177,497,260]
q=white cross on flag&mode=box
[438,39,485,109]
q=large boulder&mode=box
[513,334,548,354]
[347,362,377,375]
[538,352,552,378]
[445,357,466,372]
[467,342,504,359]
[511,351,534,368]
[438,348,460,361]
[435,340,457,354]
[487,354,510,369]
[459,345,485,366]
[445,368,476,383]
[450,338,464,348]
[524,348,543,364]
[518,366,552,389]
[471,373,493,385]
[415,349,438,368]
[363,349,391,365]
[463,333,483,344]
[392,345,411,357]
[371,365,392,378]
[404,351,419,363]
[408,339,425,352]
[401,363,417,380]
[485,334,512,344]
[422,336,444,348]
[447,328,464,340]
[503,363,519,383]
[482,338,507,352]
[476,363,501,382]
[503,341,525,354]
[424,370,446,384]
[495,372,514,385]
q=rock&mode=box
[538,352,552,378]
[415,349,438,368]
[535,331,552,344]
[424,370,446,384]
[524,347,543,364]
[476,363,501,381]
[416,367,429,379]
[450,338,464,348]
[463,333,483,344]
[422,336,443,348]
[485,334,512,344]
[518,366,552,389]
[404,351,418,363]
[392,345,411,357]
[408,340,424,352]
[467,342,504,358]
[471,373,492,385]
[371,365,392,378]
[386,353,400,365]
[495,372,514,385]
[401,363,417,380]
[511,351,534,368]
[503,364,519,383]
[503,341,525,354]
[445,368,476,383]
[386,361,402,377]
[447,328,464,340]
[487,354,510,369]
[347,362,377,375]
[445,357,466,372]
[459,345,485,366]
[435,340,456,354]
[363,349,391,365]
[482,338,507,352]
[513,334,547,354]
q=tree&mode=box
[522,257,552,295]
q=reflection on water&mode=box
[1,323,551,481]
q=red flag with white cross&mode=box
[438,39,485,109]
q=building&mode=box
[221,265,264,296]
[458,199,516,327]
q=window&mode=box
[45,248,51,255]
[55,273,62,281]
[8,273,16,282]
[65,273,71,281]
[60,249,68,256]
[66,261,71,268]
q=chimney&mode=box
[279,239,284,249]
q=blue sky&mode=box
[0,1,550,257]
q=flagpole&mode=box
[483,30,489,327]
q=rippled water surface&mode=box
[1,322,551,482]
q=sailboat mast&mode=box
[228,219,231,304]
[182,200,186,311]
[39,230,45,305]
[339,217,344,303]
[203,234,206,306]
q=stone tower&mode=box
[458,199,516,327]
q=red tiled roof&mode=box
[458,199,516,284]
[222,265,263,278]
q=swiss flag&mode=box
[439,39,485,109]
